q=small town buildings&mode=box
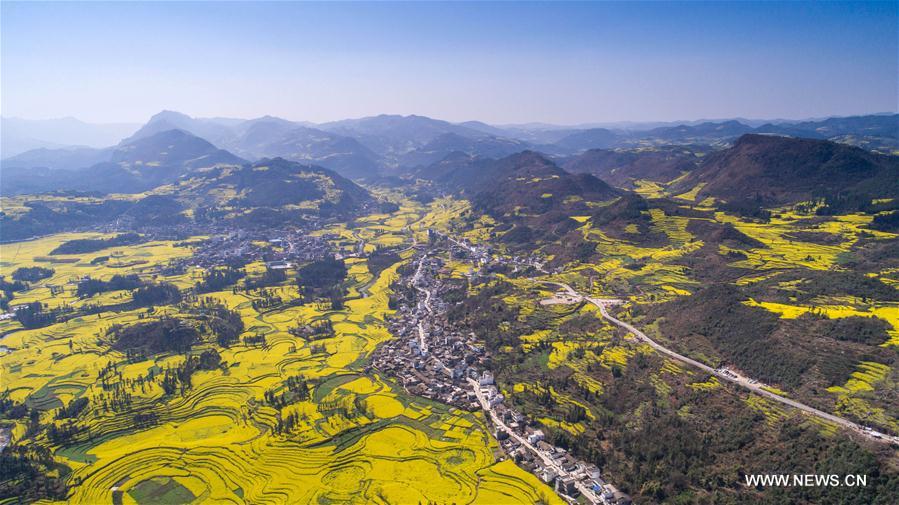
[527,429,545,444]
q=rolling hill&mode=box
[552,127,621,152]
[397,133,531,169]
[319,114,490,158]
[562,146,702,187]
[425,150,619,219]
[177,157,372,215]
[671,134,899,210]
[0,129,245,195]
[1,154,372,241]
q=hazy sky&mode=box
[2,1,897,125]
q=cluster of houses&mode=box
[470,371,630,505]
[172,229,333,271]
[371,255,489,409]
[495,409,629,503]
[374,238,630,505]
[429,229,552,274]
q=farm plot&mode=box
[1,211,557,504]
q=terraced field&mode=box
[4,189,896,503]
[0,204,560,504]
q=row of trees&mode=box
[263,375,311,409]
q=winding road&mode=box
[544,281,899,446]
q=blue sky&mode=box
[2,1,896,124]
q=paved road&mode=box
[445,234,477,255]
[412,255,433,312]
[410,254,453,378]
[350,229,367,257]
[544,281,899,446]
[468,378,600,504]
[411,255,433,353]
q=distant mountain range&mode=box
[397,133,530,168]
[2,111,896,182]
[1,129,246,195]
[120,111,379,179]
[0,129,373,241]
[1,117,141,157]
[2,116,896,256]
[319,114,492,157]
[2,146,114,172]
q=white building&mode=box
[541,467,557,484]
[528,429,545,444]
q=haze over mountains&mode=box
[1,111,897,226]
[1,129,246,195]
[2,110,898,503]
[1,116,141,157]
[3,111,896,181]
[7,112,895,248]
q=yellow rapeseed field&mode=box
[0,207,560,504]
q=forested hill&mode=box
[672,134,899,212]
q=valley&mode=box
[0,203,561,505]
[3,2,897,503]
[1,112,898,505]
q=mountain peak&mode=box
[113,128,244,171]
[123,127,210,146]
[148,110,192,122]
[502,149,556,168]
[732,132,787,146]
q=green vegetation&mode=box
[0,201,559,505]
[430,149,899,502]
[10,266,55,282]
[50,233,144,255]
[1,128,897,504]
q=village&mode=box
[170,227,335,272]
[371,232,631,505]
